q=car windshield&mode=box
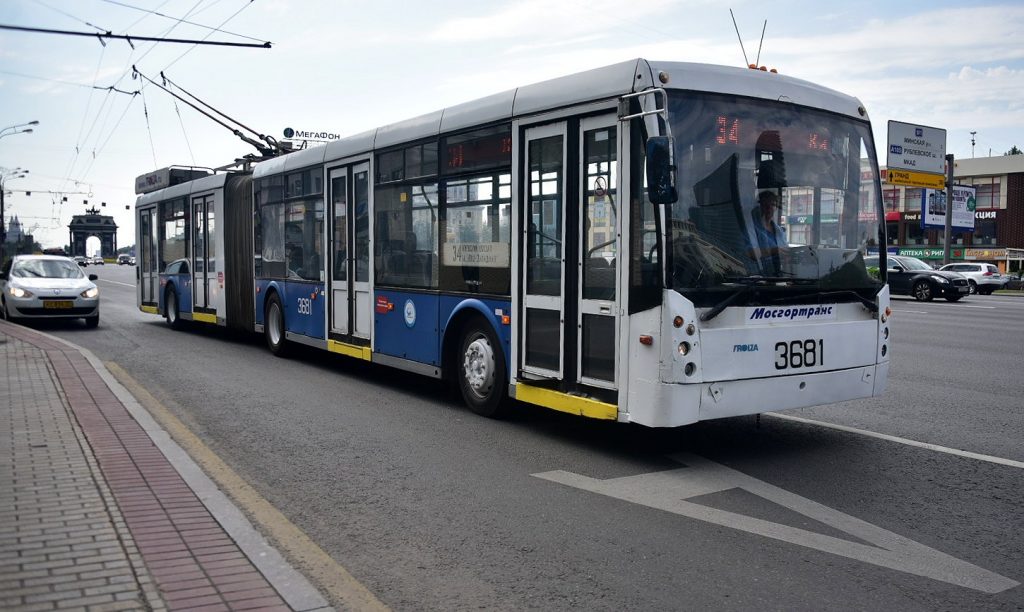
[12,259,85,279]
[897,256,932,271]
[664,91,883,305]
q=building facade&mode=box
[880,155,1024,272]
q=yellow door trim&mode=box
[192,312,217,324]
[515,384,617,420]
[140,305,159,315]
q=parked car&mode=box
[865,255,970,302]
[91,255,105,265]
[0,255,100,327]
[938,262,1007,295]
[129,256,136,265]
[117,254,133,265]
[73,255,88,266]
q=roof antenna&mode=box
[754,20,767,67]
[729,9,750,68]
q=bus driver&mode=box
[751,190,787,275]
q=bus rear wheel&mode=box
[457,320,508,418]
[265,293,290,357]
[165,286,183,330]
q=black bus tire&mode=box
[165,286,183,330]
[265,293,290,357]
[457,319,508,418]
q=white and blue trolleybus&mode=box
[135,59,890,427]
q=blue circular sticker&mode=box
[403,299,416,328]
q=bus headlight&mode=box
[81,287,99,298]
[10,286,33,298]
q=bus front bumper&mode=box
[626,362,889,428]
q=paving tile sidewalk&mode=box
[1,321,332,612]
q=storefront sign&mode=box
[964,248,1007,260]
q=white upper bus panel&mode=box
[375,109,445,150]
[135,172,229,208]
[322,130,375,166]
[651,61,865,119]
[246,58,867,179]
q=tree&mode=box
[1007,145,1023,156]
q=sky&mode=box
[1,0,1022,250]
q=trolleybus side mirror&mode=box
[646,136,678,204]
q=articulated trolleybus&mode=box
[135,59,890,427]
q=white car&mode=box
[0,255,100,327]
[938,262,1007,295]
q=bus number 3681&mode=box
[296,297,312,316]
[774,339,824,370]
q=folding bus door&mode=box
[577,115,619,387]
[519,115,621,392]
[521,123,567,379]
[328,162,371,343]
[139,207,158,305]
[192,195,214,312]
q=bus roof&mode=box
[250,59,866,180]
[135,172,233,208]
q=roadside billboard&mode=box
[920,185,976,231]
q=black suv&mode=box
[865,255,970,302]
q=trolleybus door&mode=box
[577,116,619,387]
[328,162,371,341]
[522,123,568,379]
[139,208,158,304]
[191,195,214,311]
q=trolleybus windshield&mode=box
[664,91,884,306]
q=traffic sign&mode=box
[886,168,946,189]
[887,120,947,175]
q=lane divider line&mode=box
[768,413,1024,469]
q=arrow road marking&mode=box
[533,452,1017,593]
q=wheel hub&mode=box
[464,337,495,398]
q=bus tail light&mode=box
[678,341,691,356]
[639,335,653,346]
[673,316,684,328]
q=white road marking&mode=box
[97,279,135,287]
[948,304,997,309]
[534,453,1018,593]
[891,309,928,314]
[768,413,1024,469]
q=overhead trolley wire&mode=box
[0,24,272,48]
[98,0,267,43]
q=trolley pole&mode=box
[942,153,955,266]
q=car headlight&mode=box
[931,275,949,283]
[81,287,99,298]
[10,286,33,298]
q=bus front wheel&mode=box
[265,293,290,357]
[457,320,508,418]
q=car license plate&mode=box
[43,300,74,309]
[958,286,969,293]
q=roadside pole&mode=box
[943,153,954,266]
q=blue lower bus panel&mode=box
[438,296,512,372]
[254,280,326,340]
[159,273,192,316]
[374,290,440,365]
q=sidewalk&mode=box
[1,320,334,612]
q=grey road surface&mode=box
[35,265,1024,611]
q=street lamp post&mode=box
[1,169,30,266]
[1,121,38,265]
[0,120,40,140]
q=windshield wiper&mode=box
[699,284,755,322]
[771,290,879,313]
[699,277,826,322]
